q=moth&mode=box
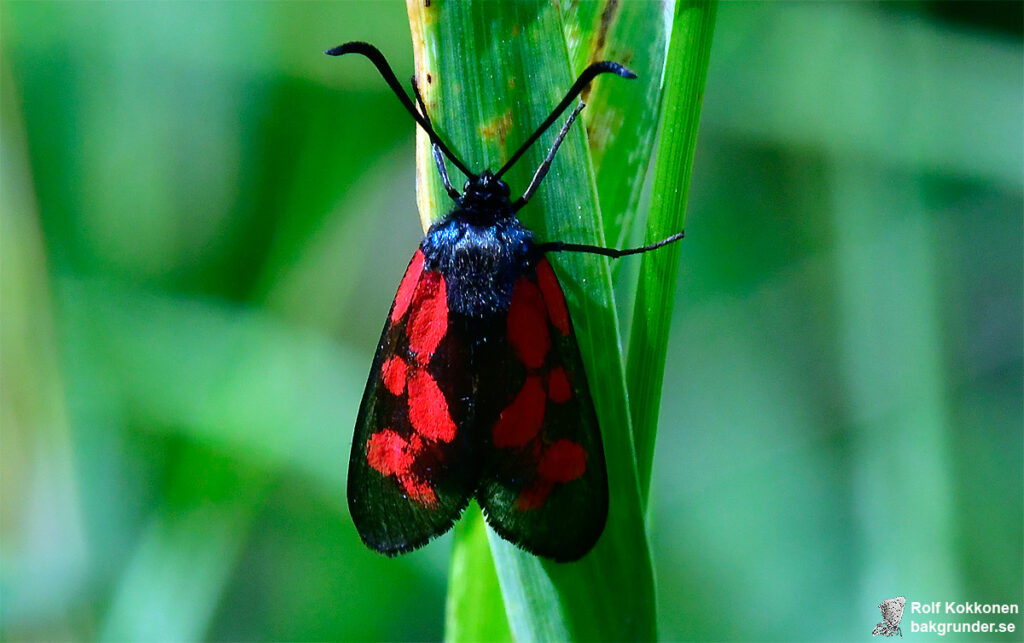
[331,42,683,562]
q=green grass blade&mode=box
[445,504,514,643]
[407,1,656,640]
[486,534,571,643]
[627,0,718,500]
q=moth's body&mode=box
[350,170,607,562]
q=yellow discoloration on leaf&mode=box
[478,108,515,160]
[584,105,625,173]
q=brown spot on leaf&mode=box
[583,0,621,102]
[479,108,515,155]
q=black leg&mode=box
[412,76,460,201]
[513,102,585,211]
[537,230,685,259]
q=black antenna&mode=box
[326,42,475,180]
[494,61,636,180]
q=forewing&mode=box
[476,257,609,562]
[348,248,476,555]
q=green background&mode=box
[2,2,1021,641]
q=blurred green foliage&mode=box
[1,2,1021,642]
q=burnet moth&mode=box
[329,42,684,562]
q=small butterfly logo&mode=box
[872,596,906,637]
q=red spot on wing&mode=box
[366,429,415,476]
[381,356,408,396]
[547,367,572,403]
[492,376,546,448]
[507,278,550,369]
[538,439,587,483]
[407,369,456,442]
[536,259,570,336]
[407,271,448,364]
[367,431,438,506]
[391,249,425,322]
[515,481,554,510]
[399,476,438,505]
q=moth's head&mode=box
[460,170,511,208]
